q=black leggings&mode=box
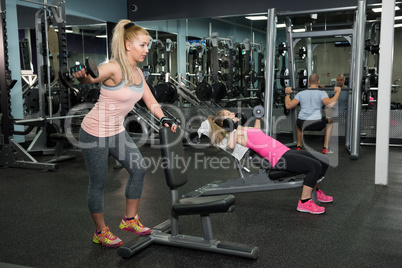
[275,150,329,188]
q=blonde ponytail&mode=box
[208,111,227,147]
[110,19,149,86]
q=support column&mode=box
[285,17,297,144]
[375,1,395,185]
[263,8,276,136]
[350,0,366,159]
[306,38,312,75]
[6,0,24,142]
[176,19,187,80]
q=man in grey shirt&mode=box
[285,74,341,154]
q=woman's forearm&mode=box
[254,119,261,129]
[227,130,237,149]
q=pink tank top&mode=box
[245,128,290,167]
[81,68,144,137]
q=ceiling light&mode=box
[54,29,73,33]
[245,16,268,21]
[96,35,108,38]
[395,16,402,20]
[372,6,400,13]
[276,23,286,28]
[394,23,402,28]
[293,28,306,33]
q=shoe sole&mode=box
[317,199,333,203]
[120,226,152,236]
[297,208,325,214]
[93,238,124,247]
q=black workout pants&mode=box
[297,117,328,131]
[276,150,329,188]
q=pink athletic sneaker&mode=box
[316,190,333,203]
[297,199,325,214]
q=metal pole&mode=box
[34,9,46,119]
[345,15,358,152]
[263,8,276,136]
[284,17,297,145]
[375,0,395,185]
[306,38,312,76]
[276,3,384,17]
[19,0,59,8]
[350,0,366,160]
[43,9,53,121]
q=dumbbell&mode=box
[59,57,99,88]
[222,118,238,132]
[253,105,265,119]
[235,112,247,126]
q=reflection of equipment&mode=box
[298,47,306,60]
[277,42,287,56]
[154,82,178,104]
[195,81,227,102]
[298,70,308,88]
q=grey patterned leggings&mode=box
[79,128,147,213]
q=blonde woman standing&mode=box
[73,20,177,247]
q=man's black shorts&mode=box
[297,117,329,131]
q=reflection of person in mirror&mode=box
[328,74,349,114]
[72,19,177,248]
[285,73,341,154]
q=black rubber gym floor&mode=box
[1,137,402,268]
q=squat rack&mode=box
[264,0,367,159]
[0,0,69,171]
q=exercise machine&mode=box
[117,127,259,259]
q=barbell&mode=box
[281,86,375,116]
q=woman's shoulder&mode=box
[99,60,123,85]
[102,60,120,69]
[98,60,120,72]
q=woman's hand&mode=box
[169,123,177,132]
[160,116,177,132]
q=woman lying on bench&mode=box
[207,110,333,215]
